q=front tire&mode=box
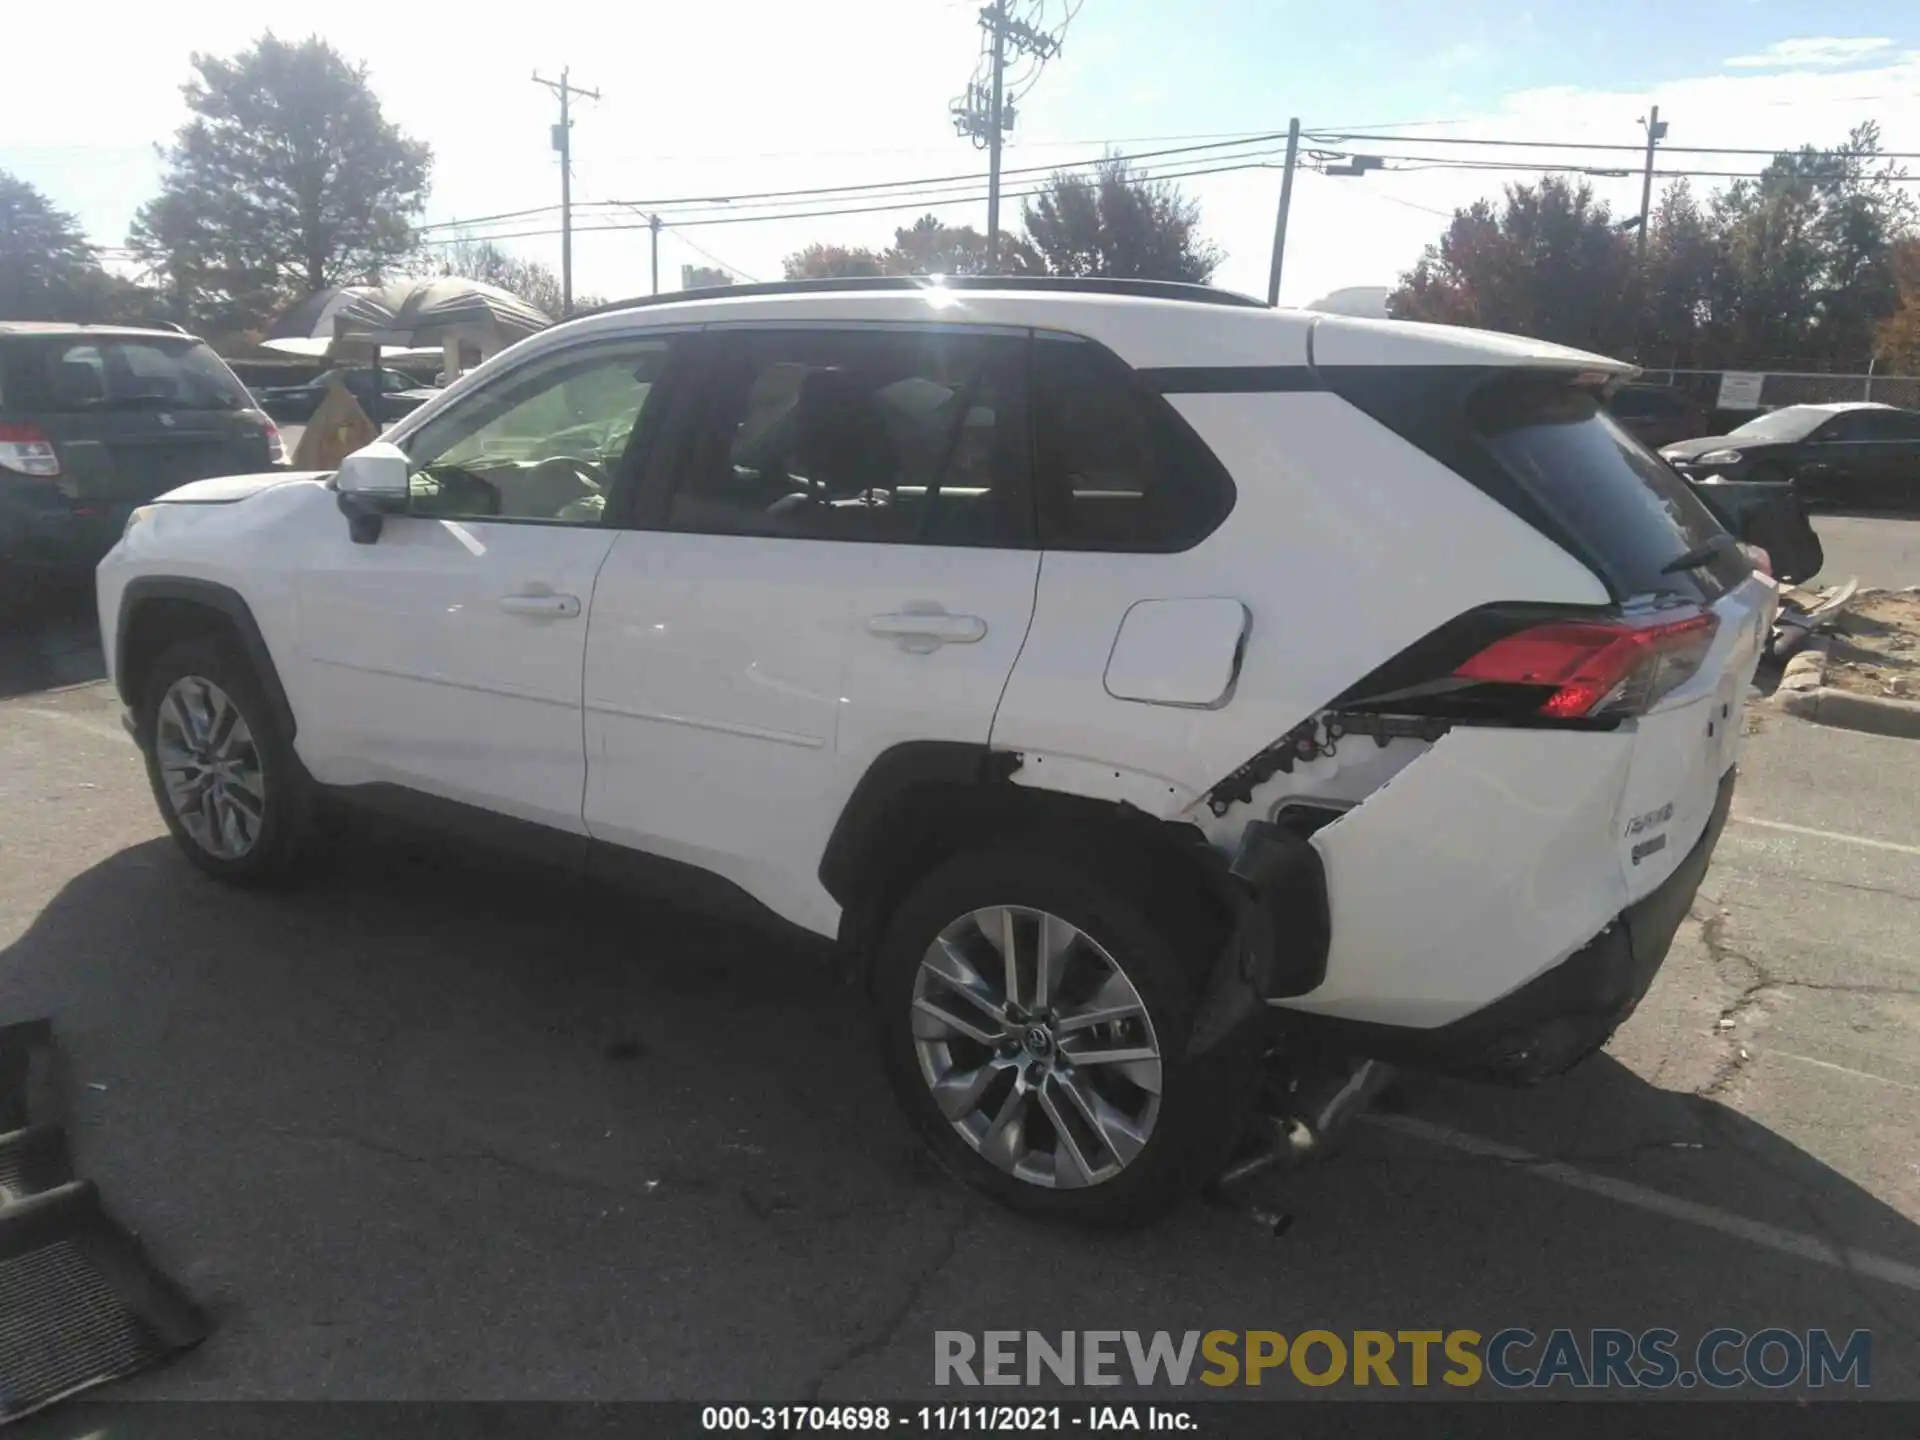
[137,635,314,884]
[873,844,1262,1227]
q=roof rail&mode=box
[571,274,1270,320]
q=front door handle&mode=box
[499,592,582,619]
[868,610,988,651]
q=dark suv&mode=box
[1,324,284,584]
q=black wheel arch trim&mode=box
[116,577,298,742]
[818,740,1017,906]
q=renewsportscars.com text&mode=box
[934,1328,1871,1390]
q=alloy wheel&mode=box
[154,675,266,860]
[910,906,1163,1189]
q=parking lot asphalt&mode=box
[1,521,1917,1404]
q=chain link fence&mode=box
[1637,368,1920,412]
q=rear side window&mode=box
[1031,336,1236,552]
[10,337,253,413]
[1471,373,1748,600]
[666,327,1032,549]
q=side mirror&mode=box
[335,441,410,545]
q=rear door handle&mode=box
[499,592,582,619]
[868,611,988,651]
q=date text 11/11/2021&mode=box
[701,1405,1193,1432]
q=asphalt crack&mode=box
[803,1203,973,1403]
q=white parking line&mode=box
[1368,1113,1920,1295]
[1762,1048,1920,1095]
[1730,814,1920,858]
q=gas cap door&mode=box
[1103,597,1251,708]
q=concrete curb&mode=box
[1775,633,1920,739]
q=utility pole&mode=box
[1637,105,1666,264]
[985,1,1008,265]
[649,214,662,295]
[952,3,1063,270]
[532,67,600,317]
[1266,118,1302,307]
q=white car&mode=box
[96,277,1771,1225]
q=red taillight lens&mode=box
[0,422,61,478]
[1454,612,1719,719]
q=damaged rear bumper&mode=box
[1276,763,1736,1084]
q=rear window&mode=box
[1471,373,1748,600]
[7,337,253,414]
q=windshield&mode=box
[25,337,254,413]
[1725,407,1827,443]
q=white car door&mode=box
[288,334,686,834]
[582,323,1040,936]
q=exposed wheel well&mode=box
[831,762,1236,982]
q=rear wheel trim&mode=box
[910,905,1162,1190]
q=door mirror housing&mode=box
[336,441,411,496]
[335,441,411,545]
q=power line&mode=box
[416,130,1296,235]
[414,154,1296,248]
[1304,129,1920,160]
[658,222,762,284]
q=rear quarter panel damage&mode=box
[1280,726,1636,1029]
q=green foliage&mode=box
[0,171,170,324]
[783,158,1221,286]
[681,264,734,290]
[783,243,890,279]
[1391,123,1918,370]
[881,215,1040,276]
[1020,156,1222,282]
[1390,176,1637,354]
[130,33,432,335]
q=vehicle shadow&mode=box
[0,581,105,700]
[1,825,1915,1399]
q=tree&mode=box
[130,34,432,335]
[1706,123,1914,368]
[783,243,888,279]
[1,171,171,324]
[1,171,98,319]
[438,240,567,320]
[881,214,1040,276]
[1020,156,1222,282]
[680,264,734,290]
[1390,176,1638,354]
[1877,237,1920,372]
[1636,179,1721,367]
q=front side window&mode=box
[665,327,1031,548]
[401,338,675,525]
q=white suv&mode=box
[96,277,1771,1225]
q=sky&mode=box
[4,0,1920,311]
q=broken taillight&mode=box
[1452,611,1719,719]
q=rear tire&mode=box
[872,842,1263,1227]
[137,635,315,885]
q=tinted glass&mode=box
[14,337,252,413]
[1031,336,1236,552]
[402,339,674,525]
[1725,407,1827,443]
[1472,373,1747,601]
[667,328,1031,548]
